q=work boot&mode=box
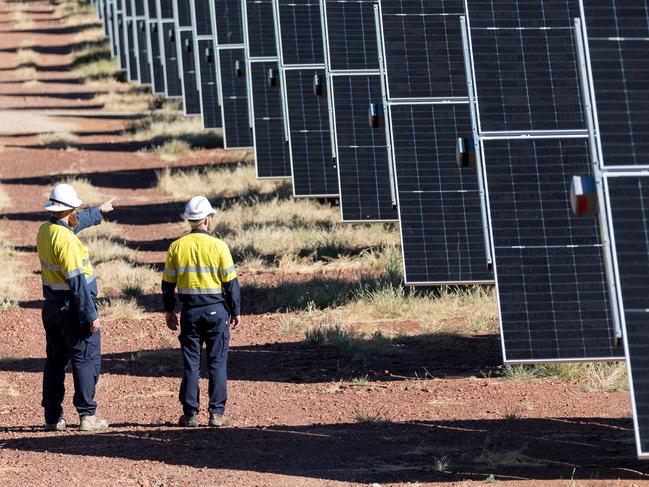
[209,413,230,427]
[178,414,198,427]
[79,415,109,431]
[45,419,66,431]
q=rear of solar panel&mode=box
[274,0,337,197]
[323,0,396,222]
[243,0,290,178]
[376,0,492,284]
[464,0,621,361]
[214,0,252,148]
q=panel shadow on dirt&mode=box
[2,418,647,484]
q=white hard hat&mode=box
[182,196,216,221]
[44,183,83,212]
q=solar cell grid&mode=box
[463,0,622,361]
[193,0,213,36]
[244,0,276,58]
[377,0,492,283]
[162,20,183,97]
[467,0,585,133]
[126,16,139,81]
[325,0,378,71]
[284,69,337,196]
[215,0,244,44]
[196,38,222,129]
[136,19,152,84]
[116,0,128,70]
[605,175,649,456]
[218,48,253,147]
[483,137,616,361]
[160,0,174,17]
[381,0,466,99]
[179,30,202,114]
[248,61,291,178]
[581,0,649,168]
[149,20,166,93]
[276,0,325,65]
[176,0,192,27]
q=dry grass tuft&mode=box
[158,163,282,201]
[153,140,192,161]
[0,232,26,310]
[15,49,39,69]
[55,177,104,204]
[37,132,79,150]
[0,185,11,210]
[504,362,628,392]
[79,222,135,264]
[71,41,120,81]
[95,260,158,297]
[128,103,223,149]
[97,297,146,321]
[93,86,157,112]
[55,0,99,26]
[14,66,37,81]
[11,4,36,29]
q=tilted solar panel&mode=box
[115,0,127,70]
[192,0,222,129]
[108,0,119,59]
[582,1,649,169]
[464,0,622,361]
[274,0,337,196]
[147,0,165,93]
[214,0,252,148]
[377,0,492,284]
[161,19,183,97]
[242,0,291,178]
[323,0,396,222]
[579,0,649,459]
[197,39,222,129]
[125,6,139,82]
[178,29,202,114]
[136,17,153,85]
[218,48,253,147]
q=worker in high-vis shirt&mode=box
[162,196,241,427]
[36,183,115,432]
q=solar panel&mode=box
[581,2,649,169]
[160,0,182,97]
[174,0,201,115]
[322,0,396,222]
[191,0,222,129]
[147,0,165,93]
[602,174,649,459]
[107,0,119,59]
[578,0,649,459]
[214,0,252,148]
[125,0,139,82]
[116,0,128,70]
[463,0,622,361]
[242,0,291,178]
[136,16,153,85]
[273,0,338,196]
[374,0,492,284]
[161,19,183,97]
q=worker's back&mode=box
[36,221,96,297]
[163,230,237,307]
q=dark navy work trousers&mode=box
[179,304,230,415]
[41,300,101,424]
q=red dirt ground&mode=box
[0,2,649,486]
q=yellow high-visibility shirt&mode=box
[163,231,237,295]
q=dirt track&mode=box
[0,2,649,486]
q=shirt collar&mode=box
[50,217,72,230]
[191,229,210,235]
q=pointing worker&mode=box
[37,183,115,431]
[162,196,241,427]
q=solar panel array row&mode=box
[95,0,649,460]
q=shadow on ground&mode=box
[0,332,501,382]
[1,418,646,484]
